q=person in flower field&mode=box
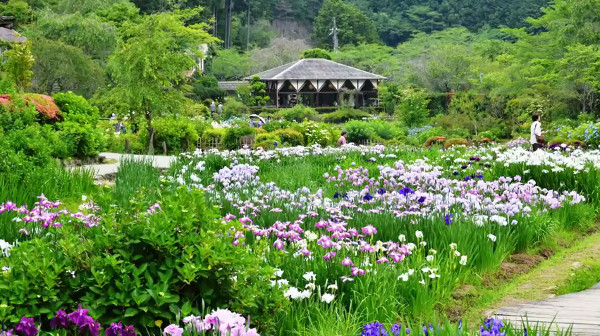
[530,113,545,151]
[338,131,348,146]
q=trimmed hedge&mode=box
[272,128,304,146]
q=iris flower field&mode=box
[1,143,599,336]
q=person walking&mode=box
[530,113,545,151]
[217,102,223,115]
[210,101,216,118]
[337,131,348,146]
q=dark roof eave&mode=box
[244,76,386,81]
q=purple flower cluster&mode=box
[14,317,37,336]
[106,322,137,336]
[361,322,405,336]
[1,307,130,336]
[0,194,101,233]
[52,307,103,336]
[480,318,505,336]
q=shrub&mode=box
[183,103,210,118]
[191,75,226,102]
[223,99,250,120]
[396,86,430,127]
[254,133,281,150]
[321,108,371,123]
[106,133,145,154]
[406,126,446,147]
[314,107,338,114]
[277,105,318,122]
[344,120,376,143]
[369,120,400,140]
[201,128,225,149]
[58,121,106,158]
[0,187,286,331]
[272,129,304,146]
[53,92,99,125]
[292,120,336,146]
[444,138,469,149]
[193,119,212,139]
[263,120,291,132]
[424,136,446,148]
[223,125,255,150]
[255,133,281,144]
[302,48,332,60]
[138,118,199,154]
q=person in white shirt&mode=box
[530,113,544,151]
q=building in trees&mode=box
[246,58,385,108]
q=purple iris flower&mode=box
[361,321,388,336]
[105,322,123,336]
[399,186,414,196]
[377,188,386,195]
[67,307,92,328]
[417,196,426,204]
[453,171,459,176]
[363,193,373,201]
[334,192,341,199]
[445,214,453,226]
[391,324,401,336]
[14,316,37,336]
[50,310,69,329]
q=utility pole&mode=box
[246,0,251,50]
[329,17,339,53]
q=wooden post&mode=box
[276,81,280,108]
[125,139,130,154]
[162,141,167,156]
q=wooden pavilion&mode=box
[245,58,385,108]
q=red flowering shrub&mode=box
[0,94,61,120]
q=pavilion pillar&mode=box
[275,81,279,108]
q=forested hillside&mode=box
[127,0,550,47]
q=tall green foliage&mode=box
[2,42,34,92]
[313,0,379,48]
[108,9,217,153]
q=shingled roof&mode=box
[0,27,26,43]
[246,58,385,81]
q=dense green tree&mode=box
[108,10,217,153]
[302,48,331,60]
[313,0,379,48]
[27,11,119,60]
[211,48,250,80]
[0,0,33,27]
[30,38,104,97]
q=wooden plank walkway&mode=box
[495,283,600,335]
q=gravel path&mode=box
[82,152,176,178]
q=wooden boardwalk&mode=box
[495,283,600,335]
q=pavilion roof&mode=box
[245,58,385,81]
